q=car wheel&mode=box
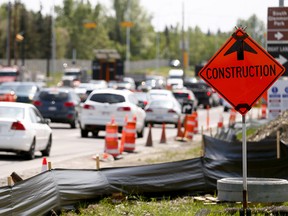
[81,129,89,138]
[41,135,52,157]
[137,126,144,138]
[70,118,77,129]
[92,131,99,137]
[25,138,36,160]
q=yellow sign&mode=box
[83,22,97,29]
[120,21,134,28]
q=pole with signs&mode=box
[199,27,285,215]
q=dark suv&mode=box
[33,87,81,128]
[184,81,220,108]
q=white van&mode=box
[167,69,184,87]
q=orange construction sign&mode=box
[199,28,285,115]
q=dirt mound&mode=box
[247,110,288,142]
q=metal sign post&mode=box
[242,114,248,215]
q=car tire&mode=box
[70,117,78,129]
[92,131,99,137]
[137,126,144,138]
[41,135,52,157]
[81,129,89,138]
[25,138,36,160]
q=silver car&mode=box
[144,99,182,128]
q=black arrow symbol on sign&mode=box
[224,39,257,60]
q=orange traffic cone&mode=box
[229,108,237,126]
[160,123,167,144]
[41,157,47,172]
[175,117,184,140]
[261,104,267,119]
[119,116,128,154]
[217,113,224,129]
[146,124,153,147]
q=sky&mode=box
[3,0,284,32]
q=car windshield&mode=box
[90,93,125,104]
[39,91,69,102]
[0,106,24,119]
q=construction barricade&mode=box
[184,114,195,140]
[229,108,237,126]
[261,104,267,119]
[124,121,136,152]
[105,122,119,157]
[192,111,199,134]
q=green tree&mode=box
[55,0,112,59]
[236,14,266,47]
[107,0,155,60]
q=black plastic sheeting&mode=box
[1,135,288,215]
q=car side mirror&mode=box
[43,118,51,125]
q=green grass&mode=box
[58,142,288,216]
[61,196,288,216]
[61,196,229,216]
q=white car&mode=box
[79,89,146,138]
[145,98,182,128]
[0,102,52,160]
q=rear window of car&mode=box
[90,93,125,104]
[173,92,189,99]
[39,91,69,102]
[0,107,24,119]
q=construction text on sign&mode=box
[199,28,285,115]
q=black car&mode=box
[33,87,81,128]
[0,81,43,103]
[184,81,220,108]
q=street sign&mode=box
[83,22,97,29]
[267,43,288,75]
[199,28,285,115]
[267,7,288,42]
[182,101,193,114]
[120,21,134,28]
[267,7,288,75]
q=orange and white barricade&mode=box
[229,108,237,126]
[217,113,224,129]
[124,121,136,152]
[192,111,199,134]
[105,122,119,157]
[184,114,195,140]
[261,104,267,119]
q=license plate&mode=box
[102,111,110,115]
[48,106,57,111]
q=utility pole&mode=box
[181,1,186,79]
[14,2,18,66]
[51,2,56,75]
[6,1,11,66]
[125,0,131,74]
